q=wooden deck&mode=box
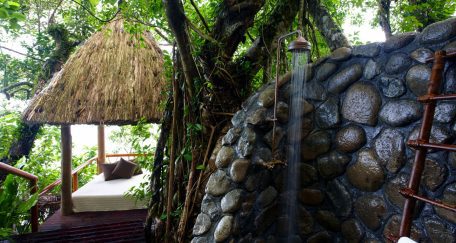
[39,209,148,232]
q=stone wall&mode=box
[192,17,456,242]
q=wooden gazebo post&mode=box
[97,124,106,174]
[61,125,73,215]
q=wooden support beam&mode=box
[61,125,73,216]
[97,125,106,174]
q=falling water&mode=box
[286,49,308,241]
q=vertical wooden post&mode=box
[61,125,73,216]
[30,179,38,232]
[97,124,106,174]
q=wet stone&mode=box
[257,186,277,208]
[326,180,352,217]
[435,183,456,224]
[335,125,366,153]
[255,203,279,234]
[408,124,452,146]
[237,127,256,158]
[276,101,289,123]
[301,130,331,161]
[352,42,381,57]
[317,151,351,179]
[406,64,432,96]
[330,47,352,61]
[444,40,456,53]
[287,118,312,144]
[385,173,410,209]
[221,189,243,213]
[342,82,382,126]
[251,147,272,165]
[307,231,332,243]
[258,85,275,108]
[420,17,456,44]
[193,213,212,236]
[299,207,314,235]
[246,107,267,126]
[216,146,235,168]
[245,170,271,192]
[232,110,246,127]
[298,188,324,206]
[385,52,412,74]
[410,48,433,63]
[305,81,327,101]
[363,59,381,80]
[314,63,338,82]
[449,152,456,168]
[423,159,447,191]
[383,215,422,242]
[205,170,231,196]
[264,127,284,150]
[341,219,363,242]
[373,128,405,173]
[328,63,363,94]
[379,99,422,127]
[315,210,341,232]
[191,237,208,243]
[347,149,385,192]
[300,163,318,187]
[201,194,221,219]
[434,102,456,123]
[354,194,387,230]
[424,217,455,243]
[289,98,314,118]
[380,77,406,98]
[222,127,242,146]
[384,32,416,52]
[444,65,456,93]
[230,159,250,183]
[315,97,340,129]
[214,215,233,242]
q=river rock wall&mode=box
[192,17,456,242]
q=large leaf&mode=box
[88,0,99,8]
[0,8,8,19]
[6,1,20,10]
[9,12,25,21]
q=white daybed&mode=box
[72,172,149,212]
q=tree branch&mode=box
[0,45,45,62]
[189,0,210,32]
[0,82,34,93]
[377,0,392,39]
[67,0,120,23]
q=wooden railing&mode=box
[0,162,39,232]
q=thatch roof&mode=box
[23,18,166,125]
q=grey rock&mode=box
[301,130,331,161]
[341,219,363,242]
[328,63,363,94]
[221,189,243,213]
[373,128,405,173]
[406,64,432,96]
[315,97,340,129]
[354,194,387,230]
[444,65,456,93]
[435,183,456,224]
[342,82,382,126]
[410,48,433,63]
[257,186,277,208]
[263,126,285,151]
[276,101,289,123]
[352,42,381,57]
[307,231,332,243]
[299,163,318,187]
[305,81,327,101]
[326,180,352,217]
[408,124,452,146]
[232,110,246,127]
[237,127,256,158]
[205,170,231,196]
[254,203,279,234]
[380,76,406,98]
[215,146,235,168]
[317,151,351,179]
[384,32,416,52]
[288,117,313,143]
[258,85,275,108]
[298,207,314,235]
[230,158,250,182]
[444,40,456,53]
[193,213,212,236]
[424,217,455,243]
[335,125,366,153]
[385,52,412,74]
[298,188,324,206]
[251,147,272,164]
[191,237,209,243]
[315,210,341,232]
[379,99,422,127]
[214,215,233,242]
[201,194,221,219]
[384,173,409,209]
[420,17,456,44]
[222,127,242,145]
[383,215,423,242]
[330,47,352,61]
[288,97,314,118]
[423,159,447,191]
[363,59,381,80]
[314,63,338,82]
[347,149,385,192]
[434,102,456,123]
[246,107,267,126]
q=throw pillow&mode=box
[111,158,137,179]
[100,162,118,181]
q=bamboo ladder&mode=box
[396,50,456,240]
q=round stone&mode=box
[315,97,340,129]
[257,186,278,208]
[301,130,331,161]
[205,170,231,196]
[232,110,245,127]
[276,101,289,123]
[298,188,324,206]
[408,124,452,146]
[384,32,416,52]
[420,17,456,44]
[335,125,366,153]
[315,210,341,232]
[237,127,256,158]
[254,203,279,234]
[214,215,233,242]
[444,40,456,53]
[299,163,318,187]
[364,59,381,80]
[341,219,363,242]
[193,213,211,236]
[221,189,243,213]
[384,173,409,209]
[423,159,447,191]
[449,152,456,168]
[288,117,312,143]
[328,63,363,94]
[342,82,382,126]
[354,194,387,230]
[307,231,332,243]
[424,217,455,243]
[435,183,456,224]
[383,215,422,241]
[352,42,381,57]
[201,194,221,219]
[347,149,385,191]
[444,65,456,93]
[314,63,338,82]
[410,48,433,63]
[330,47,352,61]
[216,146,235,168]
[264,126,285,151]
[434,102,456,123]
[222,127,242,145]
[317,151,351,179]
[380,77,406,98]
[230,159,250,182]
[385,52,412,74]
[246,107,267,126]
[406,64,432,97]
[379,99,422,127]
[258,85,275,108]
[326,179,352,217]
[298,207,314,235]
[373,128,405,173]
[305,81,327,101]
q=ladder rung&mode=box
[425,50,456,62]
[418,94,456,102]
[407,140,456,151]
[400,188,456,212]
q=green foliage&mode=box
[0,0,25,30]
[0,112,20,158]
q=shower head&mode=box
[288,36,311,52]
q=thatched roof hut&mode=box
[23,18,166,125]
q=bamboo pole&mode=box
[97,124,106,174]
[61,125,73,216]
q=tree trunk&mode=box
[378,0,392,39]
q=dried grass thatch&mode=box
[23,18,166,125]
